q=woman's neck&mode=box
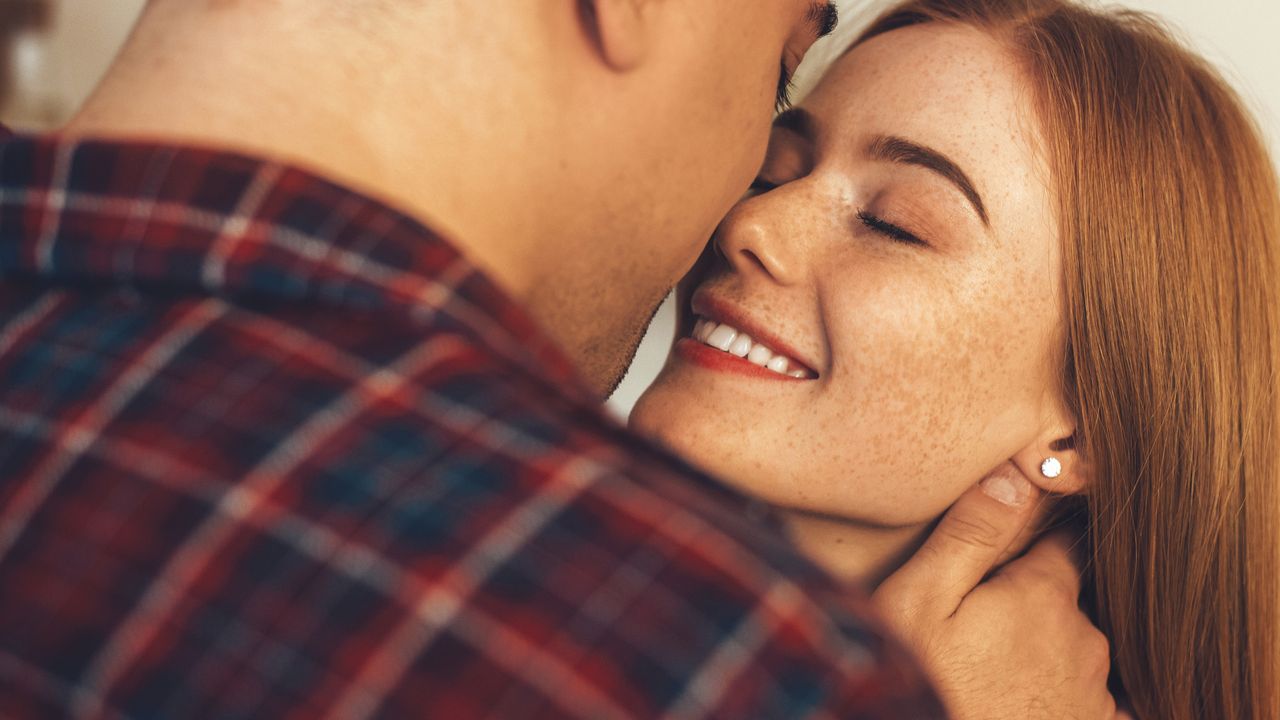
[780,510,932,589]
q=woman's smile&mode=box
[677,289,821,382]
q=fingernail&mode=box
[980,471,1032,507]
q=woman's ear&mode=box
[579,0,654,71]
[1011,438,1090,496]
[1011,399,1092,496]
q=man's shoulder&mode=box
[278,320,946,716]
[0,286,944,718]
[293,338,943,716]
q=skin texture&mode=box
[632,24,1085,584]
[64,0,835,396]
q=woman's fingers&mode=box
[868,464,1115,719]
[875,462,1043,621]
[996,529,1085,600]
[871,464,1117,719]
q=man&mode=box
[0,1,1121,717]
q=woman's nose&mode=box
[713,185,813,287]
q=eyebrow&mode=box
[769,110,990,227]
[806,2,841,40]
[868,135,990,226]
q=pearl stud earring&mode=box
[1040,457,1063,479]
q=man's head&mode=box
[76,0,837,396]
[523,1,841,395]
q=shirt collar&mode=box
[0,133,591,401]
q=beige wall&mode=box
[0,0,146,129]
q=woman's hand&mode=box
[872,467,1126,719]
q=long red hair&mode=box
[855,3,1280,718]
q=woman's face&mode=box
[631,24,1068,529]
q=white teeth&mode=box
[706,325,738,352]
[728,334,753,358]
[689,316,813,379]
[746,344,773,367]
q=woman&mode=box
[630,1,1279,718]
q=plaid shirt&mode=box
[0,133,946,719]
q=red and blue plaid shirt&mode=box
[0,132,946,719]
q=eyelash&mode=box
[856,210,927,246]
[776,60,795,112]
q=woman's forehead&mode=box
[817,25,1029,141]
[805,23,1053,238]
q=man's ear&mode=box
[579,0,655,71]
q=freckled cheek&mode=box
[630,379,821,510]
[805,298,1011,520]
[824,352,963,505]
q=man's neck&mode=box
[62,1,566,303]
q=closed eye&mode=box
[857,210,928,247]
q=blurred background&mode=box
[1,0,1276,417]
[0,0,144,128]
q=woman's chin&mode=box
[627,387,661,439]
[633,383,738,480]
[628,370,694,445]
[630,386,712,472]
